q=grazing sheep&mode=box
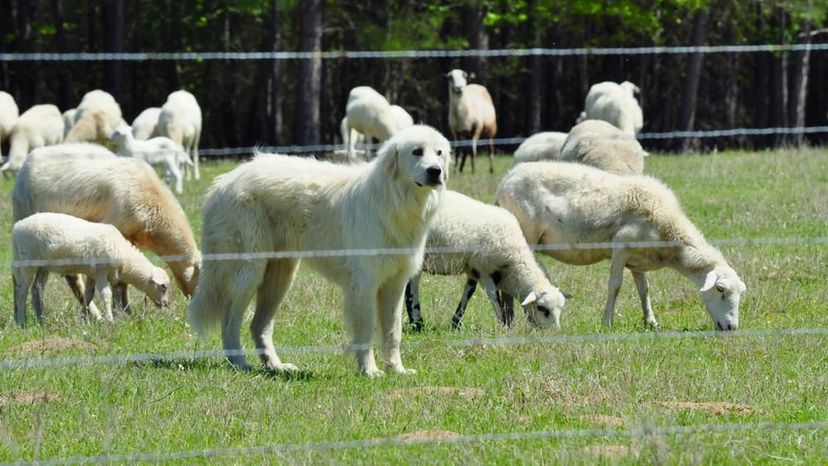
[12,144,201,307]
[513,132,568,165]
[131,107,162,140]
[578,81,643,137]
[13,212,170,325]
[445,69,497,174]
[560,120,647,176]
[404,190,567,331]
[188,125,450,376]
[65,90,123,145]
[155,90,202,180]
[344,86,414,162]
[110,124,192,194]
[0,104,64,174]
[496,161,746,331]
[340,116,366,151]
[61,108,77,137]
[0,91,19,160]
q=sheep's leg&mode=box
[488,137,495,174]
[192,136,201,180]
[167,158,183,194]
[13,267,36,326]
[221,260,267,370]
[404,276,424,332]
[113,282,130,314]
[250,259,299,373]
[469,133,479,174]
[377,273,414,375]
[451,278,477,330]
[603,248,630,326]
[81,274,103,322]
[94,268,114,322]
[631,271,658,328]
[343,281,382,377]
[31,269,49,324]
[64,274,101,318]
[498,291,515,327]
[479,274,507,326]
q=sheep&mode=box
[12,144,201,310]
[578,81,643,137]
[61,108,77,137]
[155,90,202,180]
[344,86,414,162]
[559,120,647,176]
[0,91,19,160]
[0,104,64,175]
[496,161,746,331]
[404,190,567,331]
[12,212,171,325]
[110,124,192,194]
[445,69,497,174]
[512,131,568,165]
[65,90,123,145]
[131,107,162,140]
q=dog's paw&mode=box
[363,368,385,378]
[267,361,299,373]
[388,365,416,376]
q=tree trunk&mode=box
[676,9,708,153]
[770,8,788,146]
[50,0,73,110]
[0,0,14,89]
[463,2,488,85]
[295,0,323,146]
[527,0,543,134]
[102,0,125,104]
[268,0,284,143]
[788,21,813,146]
[163,0,182,92]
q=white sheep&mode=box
[578,80,643,137]
[131,107,162,140]
[405,190,567,331]
[155,90,202,180]
[445,69,497,173]
[559,119,647,176]
[0,91,20,161]
[61,108,77,137]
[344,86,414,162]
[12,212,171,325]
[0,104,64,174]
[65,90,123,145]
[13,144,201,308]
[512,131,568,165]
[110,124,192,194]
[496,161,746,331]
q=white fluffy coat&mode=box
[0,91,19,159]
[131,107,162,140]
[560,120,646,175]
[1,104,64,174]
[110,124,192,194]
[155,90,203,179]
[344,86,413,162]
[513,131,568,165]
[65,90,123,145]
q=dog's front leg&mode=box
[378,273,414,375]
[344,283,382,377]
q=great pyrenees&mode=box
[188,125,450,376]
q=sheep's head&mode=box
[699,265,745,331]
[522,289,567,329]
[445,69,470,95]
[143,266,171,308]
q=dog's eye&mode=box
[412,148,423,156]
[437,150,443,156]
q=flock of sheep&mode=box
[1,69,746,375]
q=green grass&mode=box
[1,149,826,464]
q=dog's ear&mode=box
[380,141,400,179]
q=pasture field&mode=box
[0,148,826,464]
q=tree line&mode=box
[1,0,827,153]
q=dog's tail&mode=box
[186,267,223,338]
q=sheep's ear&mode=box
[444,71,452,78]
[521,291,538,306]
[467,71,475,80]
[700,270,718,292]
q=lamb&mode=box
[155,90,202,180]
[578,81,643,137]
[0,104,64,174]
[405,190,567,331]
[0,91,19,160]
[12,212,171,325]
[344,86,414,162]
[12,144,201,307]
[496,161,746,331]
[110,124,192,194]
[65,90,123,145]
[445,69,497,173]
[559,120,647,176]
[512,131,568,165]
[131,107,162,140]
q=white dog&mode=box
[188,125,450,376]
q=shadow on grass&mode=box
[136,357,318,381]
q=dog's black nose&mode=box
[426,166,442,184]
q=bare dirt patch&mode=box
[0,391,64,406]
[584,414,625,426]
[387,386,485,399]
[653,401,765,415]
[581,444,631,457]
[5,337,97,357]
[396,430,463,441]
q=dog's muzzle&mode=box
[425,166,443,186]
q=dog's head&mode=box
[378,125,450,189]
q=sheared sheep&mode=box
[405,190,567,331]
[110,124,192,194]
[131,107,162,140]
[0,91,19,160]
[155,90,203,180]
[445,69,497,173]
[344,86,413,162]
[578,81,643,137]
[560,120,647,175]
[496,161,746,330]
[13,212,170,325]
[0,104,64,174]
[65,90,123,145]
[512,131,568,165]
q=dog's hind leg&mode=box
[221,260,266,370]
[378,273,414,375]
[251,258,300,373]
